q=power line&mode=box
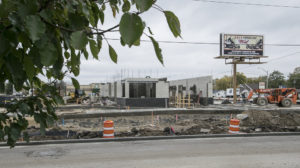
[105,38,300,47]
[193,0,300,9]
[212,51,300,76]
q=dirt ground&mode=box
[24,110,300,141]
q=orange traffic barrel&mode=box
[229,119,240,134]
[103,120,114,138]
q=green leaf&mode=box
[122,0,131,12]
[64,51,70,59]
[0,130,4,141]
[97,35,102,50]
[89,39,100,59]
[136,0,153,12]
[23,56,35,81]
[68,13,89,30]
[10,127,20,141]
[120,37,125,46]
[40,122,46,136]
[25,15,46,42]
[71,77,80,89]
[149,36,163,65]
[108,45,118,63]
[39,9,52,23]
[54,95,64,105]
[19,102,31,114]
[71,31,88,50]
[164,11,181,38]
[119,13,144,46]
[39,43,58,66]
[133,38,140,46]
[83,49,88,60]
[99,10,104,24]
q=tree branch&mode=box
[89,24,119,35]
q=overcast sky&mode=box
[74,0,300,84]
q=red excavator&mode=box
[247,88,298,107]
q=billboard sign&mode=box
[220,34,264,57]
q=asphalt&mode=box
[1,132,300,147]
[1,135,300,168]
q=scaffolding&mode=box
[175,93,193,108]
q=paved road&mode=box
[1,136,300,168]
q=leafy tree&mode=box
[215,72,247,90]
[268,70,286,88]
[287,73,300,89]
[92,88,100,95]
[215,76,231,90]
[246,76,267,84]
[236,72,247,85]
[0,0,181,147]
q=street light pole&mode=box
[258,67,269,89]
[266,71,269,89]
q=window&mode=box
[122,83,125,97]
[129,82,156,98]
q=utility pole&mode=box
[258,67,269,88]
[233,63,237,103]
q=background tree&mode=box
[215,72,247,90]
[268,70,286,88]
[236,72,247,85]
[0,0,181,147]
[287,73,300,89]
[246,76,267,84]
[215,76,231,90]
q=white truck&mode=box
[226,88,240,98]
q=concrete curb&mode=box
[1,132,300,147]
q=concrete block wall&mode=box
[170,76,213,98]
[156,81,169,98]
[100,83,109,97]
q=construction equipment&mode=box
[67,89,88,104]
[247,88,298,107]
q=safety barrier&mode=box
[229,119,240,134]
[103,120,114,138]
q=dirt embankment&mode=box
[23,110,300,141]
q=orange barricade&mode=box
[103,120,114,138]
[229,119,240,134]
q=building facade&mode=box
[169,76,213,98]
[100,77,169,107]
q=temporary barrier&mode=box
[229,119,240,134]
[103,120,114,138]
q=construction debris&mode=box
[17,108,300,141]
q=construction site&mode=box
[2,1,300,168]
[1,33,300,141]
[4,73,298,141]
